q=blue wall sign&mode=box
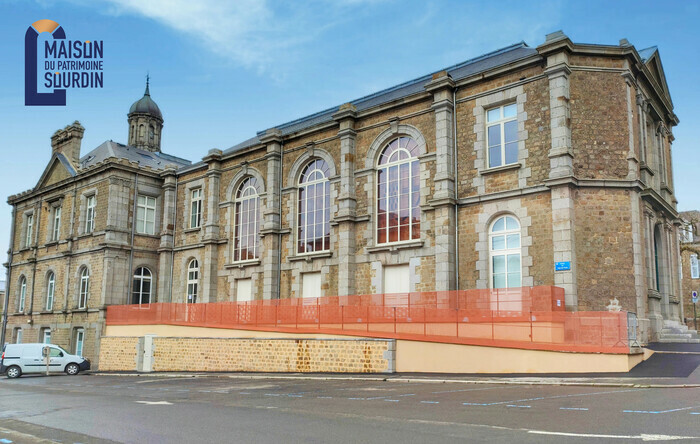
[555,261,571,271]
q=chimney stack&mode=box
[51,121,84,168]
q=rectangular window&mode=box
[486,103,518,168]
[383,265,409,306]
[52,206,61,241]
[25,214,33,247]
[692,254,699,279]
[236,278,253,302]
[302,272,322,300]
[136,195,157,235]
[683,225,694,243]
[14,328,22,344]
[85,195,96,233]
[42,329,51,344]
[190,188,202,229]
[75,329,85,356]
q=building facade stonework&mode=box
[1,32,683,365]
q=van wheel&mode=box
[6,366,21,379]
[65,363,80,376]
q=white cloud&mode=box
[101,0,289,72]
[96,0,385,77]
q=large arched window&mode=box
[18,276,27,313]
[297,159,330,254]
[489,215,521,289]
[187,259,199,303]
[46,272,55,311]
[78,267,89,309]
[234,177,262,261]
[377,137,420,244]
[132,267,152,305]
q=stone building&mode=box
[679,211,700,329]
[1,31,684,364]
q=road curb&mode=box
[90,372,700,388]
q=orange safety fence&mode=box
[106,286,632,354]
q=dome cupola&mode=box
[128,76,164,152]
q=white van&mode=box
[1,343,90,378]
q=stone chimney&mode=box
[51,121,84,168]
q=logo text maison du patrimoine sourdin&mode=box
[25,19,104,106]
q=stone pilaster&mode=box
[260,129,282,300]
[332,104,358,296]
[425,72,456,291]
[157,165,177,302]
[540,32,577,308]
[201,149,222,302]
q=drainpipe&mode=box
[1,205,17,347]
[277,141,284,299]
[453,88,460,291]
[169,175,178,302]
[127,173,139,304]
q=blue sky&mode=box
[0,0,698,259]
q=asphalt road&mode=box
[0,374,699,443]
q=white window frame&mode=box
[691,254,700,279]
[190,188,203,229]
[375,137,421,246]
[78,267,89,309]
[14,328,22,344]
[132,267,152,306]
[233,178,261,262]
[187,259,199,303]
[46,272,55,311]
[488,215,522,289]
[486,103,518,169]
[18,276,26,313]
[297,160,331,254]
[74,328,85,356]
[136,195,157,235]
[85,195,96,233]
[25,213,33,247]
[51,205,61,241]
[42,328,51,344]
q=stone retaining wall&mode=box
[98,336,395,373]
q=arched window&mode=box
[489,215,521,289]
[46,272,55,311]
[78,267,89,309]
[18,276,27,313]
[234,177,261,261]
[149,125,155,141]
[132,267,152,305]
[297,159,330,254]
[187,259,199,303]
[139,124,145,138]
[377,137,420,244]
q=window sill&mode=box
[224,259,261,269]
[184,227,201,234]
[44,241,59,247]
[288,251,333,262]
[367,240,424,254]
[135,233,160,239]
[479,162,522,176]
[10,312,27,316]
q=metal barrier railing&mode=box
[106,286,630,354]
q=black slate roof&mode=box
[80,141,191,170]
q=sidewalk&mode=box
[93,343,700,389]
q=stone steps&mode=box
[658,320,700,343]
